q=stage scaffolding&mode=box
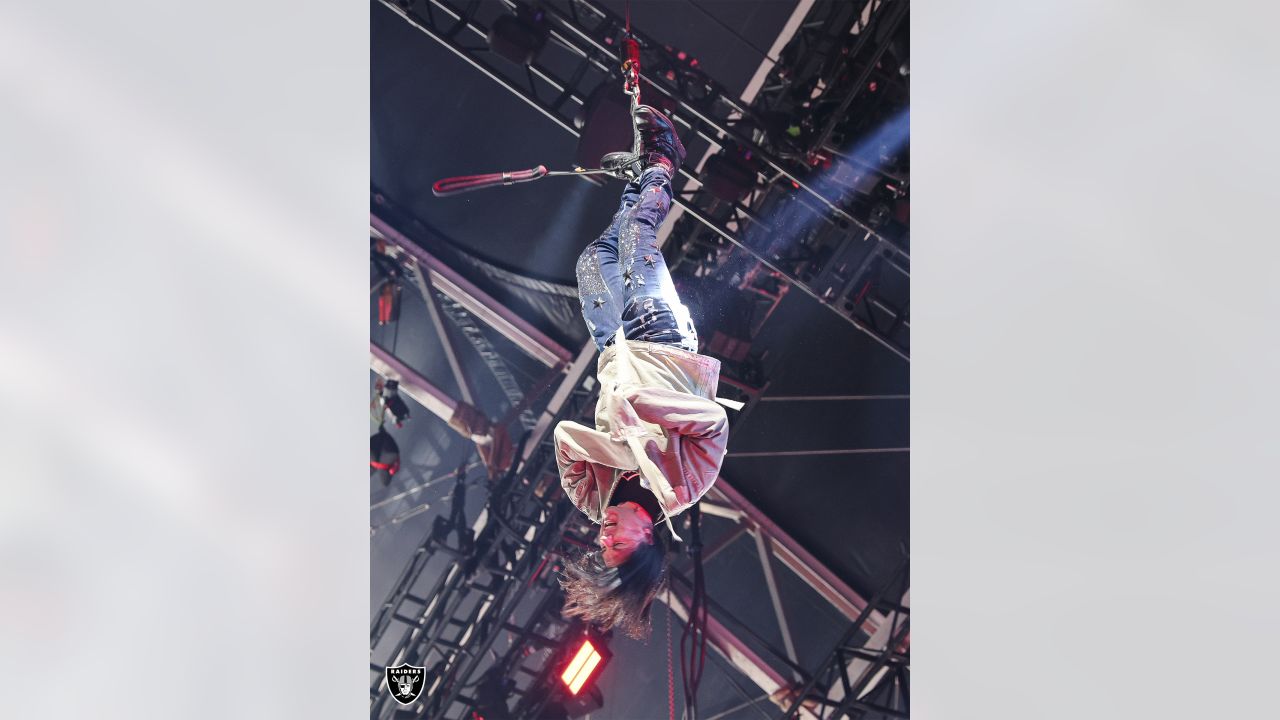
[370,209,908,719]
[371,0,910,716]
[374,0,910,362]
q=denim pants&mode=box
[575,166,699,352]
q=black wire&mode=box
[684,0,781,65]
[680,505,708,720]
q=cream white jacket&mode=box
[554,330,733,540]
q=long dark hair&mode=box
[560,527,670,640]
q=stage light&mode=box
[380,379,411,427]
[560,640,598,695]
[370,427,400,485]
[558,634,611,697]
[487,2,549,66]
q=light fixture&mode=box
[553,632,609,717]
[487,2,549,66]
[370,427,400,485]
[559,637,606,695]
[378,379,411,427]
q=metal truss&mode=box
[382,210,540,432]
[371,342,460,423]
[433,291,539,431]
[372,213,574,461]
[781,561,910,719]
[373,214,573,369]
[805,0,910,162]
[371,2,910,710]
[749,0,867,121]
[649,478,908,718]
[746,0,911,161]
[369,226,910,718]
[375,0,909,361]
[370,341,599,720]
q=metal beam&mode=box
[809,0,910,159]
[760,394,909,402]
[410,263,477,405]
[521,341,597,463]
[370,343,457,422]
[699,524,748,565]
[656,0,818,248]
[659,590,817,718]
[754,532,803,683]
[713,479,884,633]
[726,447,910,458]
[371,215,572,367]
[824,589,911,710]
[369,460,484,513]
[778,560,909,720]
[697,501,743,522]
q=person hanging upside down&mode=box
[555,106,733,639]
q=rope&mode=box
[666,592,676,720]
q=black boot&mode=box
[635,105,686,173]
[600,105,686,179]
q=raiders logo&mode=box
[385,663,427,705]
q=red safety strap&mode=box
[370,459,399,475]
[431,165,548,197]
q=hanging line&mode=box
[619,0,644,160]
[666,590,676,720]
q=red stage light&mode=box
[559,638,605,696]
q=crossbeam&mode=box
[712,479,884,632]
[726,447,910,458]
[372,215,572,367]
[370,342,457,422]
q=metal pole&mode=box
[521,341,597,463]
[726,447,909,458]
[410,263,478,405]
[754,532,803,682]
[370,343,458,422]
[656,0,818,248]
[371,214,573,366]
[712,480,882,631]
[808,0,909,158]
[759,394,909,402]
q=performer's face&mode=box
[598,502,654,567]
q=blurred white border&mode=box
[0,3,367,718]
[915,1,1280,717]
